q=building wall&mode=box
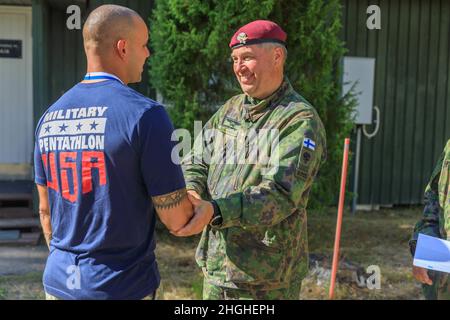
[344,0,450,205]
[0,5,33,179]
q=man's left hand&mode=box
[172,193,213,237]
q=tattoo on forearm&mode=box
[152,188,187,210]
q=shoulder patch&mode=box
[296,136,318,180]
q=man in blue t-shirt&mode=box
[34,5,194,300]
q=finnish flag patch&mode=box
[303,138,316,150]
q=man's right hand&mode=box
[171,193,214,237]
[412,266,433,285]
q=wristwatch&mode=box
[209,200,223,227]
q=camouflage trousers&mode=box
[423,271,450,300]
[202,277,302,300]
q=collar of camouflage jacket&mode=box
[243,77,293,122]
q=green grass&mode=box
[0,287,8,299]
[0,207,425,299]
[0,271,45,300]
[304,206,423,299]
[191,276,203,299]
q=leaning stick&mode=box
[329,138,350,300]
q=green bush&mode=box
[149,0,355,208]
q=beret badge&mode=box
[237,32,248,44]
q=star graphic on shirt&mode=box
[76,123,83,131]
[44,125,51,133]
[59,123,68,132]
[90,121,98,130]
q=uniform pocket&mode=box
[207,127,239,197]
[205,229,227,273]
[224,228,286,285]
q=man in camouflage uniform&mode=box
[174,20,326,300]
[411,139,450,300]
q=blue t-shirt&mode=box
[34,80,185,299]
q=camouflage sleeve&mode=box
[182,112,218,198]
[214,114,325,229]
[409,150,445,254]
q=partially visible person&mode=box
[410,139,450,299]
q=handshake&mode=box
[170,190,215,237]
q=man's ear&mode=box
[116,39,127,60]
[273,47,283,66]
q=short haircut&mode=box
[258,42,288,63]
[83,4,141,54]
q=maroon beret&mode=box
[229,20,287,49]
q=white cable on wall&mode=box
[362,106,380,139]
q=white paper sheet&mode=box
[413,233,450,273]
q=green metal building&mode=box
[344,0,450,207]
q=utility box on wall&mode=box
[342,56,375,125]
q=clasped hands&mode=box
[171,190,214,237]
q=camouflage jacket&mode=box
[411,139,450,250]
[182,78,326,290]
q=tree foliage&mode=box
[149,0,355,207]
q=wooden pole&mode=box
[329,138,350,300]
